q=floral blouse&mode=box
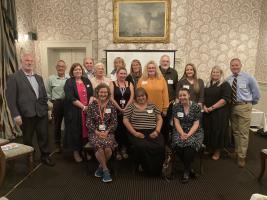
[86,100,117,135]
[172,101,203,150]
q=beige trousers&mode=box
[230,103,252,158]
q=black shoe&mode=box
[55,145,62,153]
[181,172,189,184]
[41,156,55,167]
[189,169,197,179]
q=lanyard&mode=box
[117,81,127,97]
[98,101,107,124]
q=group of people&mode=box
[6,53,261,184]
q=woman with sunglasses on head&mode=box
[110,67,134,160]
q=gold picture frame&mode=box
[113,0,171,43]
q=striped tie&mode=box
[231,75,237,104]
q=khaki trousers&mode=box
[230,103,252,158]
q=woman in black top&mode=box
[177,63,204,107]
[110,67,134,160]
[126,59,142,88]
[64,63,94,162]
[203,66,231,160]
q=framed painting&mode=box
[113,0,171,43]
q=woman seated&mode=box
[172,88,203,183]
[123,87,165,176]
[86,83,117,183]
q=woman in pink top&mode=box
[64,63,94,162]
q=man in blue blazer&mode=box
[6,53,54,166]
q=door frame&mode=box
[40,40,93,83]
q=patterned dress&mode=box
[86,100,118,151]
[172,101,204,151]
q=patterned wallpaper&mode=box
[255,0,267,83]
[16,0,264,81]
[16,0,98,73]
[98,0,262,81]
[185,0,262,80]
[15,0,35,58]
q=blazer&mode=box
[6,69,48,118]
[64,76,93,124]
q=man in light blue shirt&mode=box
[227,58,261,167]
[47,60,69,152]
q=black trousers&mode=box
[21,115,50,157]
[175,146,196,172]
[52,99,64,145]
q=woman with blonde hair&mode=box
[203,65,231,160]
[137,60,169,116]
[110,57,126,81]
[90,62,110,89]
[177,63,204,107]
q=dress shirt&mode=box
[24,71,39,98]
[47,74,69,100]
[85,69,94,80]
[226,72,260,105]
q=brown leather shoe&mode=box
[237,157,245,168]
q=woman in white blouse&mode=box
[90,63,110,89]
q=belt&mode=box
[232,101,251,105]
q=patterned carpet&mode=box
[1,131,267,200]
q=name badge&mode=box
[183,85,190,89]
[147,109,153,114]
[239,83,246,89]
[177,112,184,118]
[120,100,126,105]
[142,81,148,85]
[167,79,173,84]
[99,124,106,131]
[105,108,111,113]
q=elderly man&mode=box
[159,55,178,144]
[6,53,55,166]
[83,57,95,79]
[159,55,178,102]
[227,58,260,167]
[47,60,69,153]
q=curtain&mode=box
[0,0,21,139]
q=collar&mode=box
[22,69,34,76]
[160,66,171,73]
[232,72,242,78]
[56,74,68,79]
